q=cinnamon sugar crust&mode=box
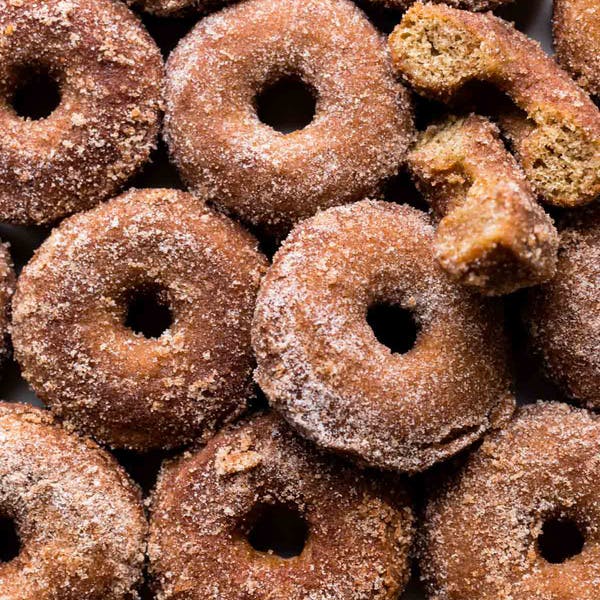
[252,200,514,473]
[420,402,600,600]
[12,188,268,451]
[164,0,414,237]
[0,0,163,224]
[149,412,414,599]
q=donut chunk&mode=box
[367,0,511,12]
[149,413,414,599]
[12,189,268,451]
[408,115,558,295]
[389,3,600,208]
[554,0,600,97]
[0,402,146,599]
[165,0,413,237]
[523,209,600,409]
[0,0,163,225]
[420,402,600,600]
[0,243,15,365]
[252,200,514,472]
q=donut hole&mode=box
[10,66,61,121]
[367,303,419,354]
[0,515,20,563]
[243,503,309,559]
[124,285,173,339]
[538,517,585,564]
[255,76,317,134]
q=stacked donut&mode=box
[0,0,597,598]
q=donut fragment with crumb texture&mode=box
[164,0,414,237]
[389,2,600,208]
[0,0,163,224]
[252,200,514,473]
[149,412,414,600]
[12,188,268,451]
[420,402,600,600]
[0,402,146,599]
[367,0,512,12]
[0,242,15,365]
[408,114,558,295]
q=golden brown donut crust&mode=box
[408,114,558,295]
[523,208,600,410]
[0,402,146,600]
[12,189,268,451]
[420,402,600,600]
[389,2,600,209]
[0,0,163,225]
[554,0,600,97]
[149,412,414,600]
[252,200,514,472]
[0,242,15,365]
[164,0,414,237]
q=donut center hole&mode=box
[255,76,316,133]
[367,303,419,354]
[11,66,61,120]
[244,503,309,559]
[125,286,172,339]
[0,516,20,563]
[538,518,585,564]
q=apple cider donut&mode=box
[523,208,600,410]
[252,200,514,472]
[420,402,600,600]
[12,188,268,451]
[164,0,413,237]
[0,242,15,365]
[149,412,414,600]
[0,402,146,599]
[0,0,163,225]
[408,114,558,295]
[389,3,600,208]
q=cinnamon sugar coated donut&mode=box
[0,242,15,364]
[149,412,414,599]
[164,0,413,236]
[523,209,600,409]
[0,402,146,599]
[12,188,268,450]
[420,402,600,600]
[252,201,514,472]
[0,0,163,224]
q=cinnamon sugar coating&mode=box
[408,114,558,295]
[0,242,15,365]
[389,3,600,208]
[164,0,414,237]
[523,209,600,409]
[252,201,514,473]
[149,412,414,599]
[420,402,600,600]
[12,189,268,451]
[0,0,163,225]
[0,402,146,599]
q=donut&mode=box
[148,412,414,599]
[252,200,514,472]
[0,242,15,365]
[164,0,414,237]
[0,0,163,225]
[523,208,600,410]
[408,114,558,295]
[366,0,511,12]
[388,3,600,208]
[420,402,600,600]
[554,0,600,97]
[0,401,146,599]
[12,188,268,451]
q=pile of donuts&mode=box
[0,0,598,598]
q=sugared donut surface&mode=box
[164,0,413,237]
[252,200,514,472]
[0,0,163,225]
[420,402,600,600]
[0,242,15,365]
[149,412,414,600]
[0,402,146,599]
[12,188,268,451]
[523,208,600,409]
